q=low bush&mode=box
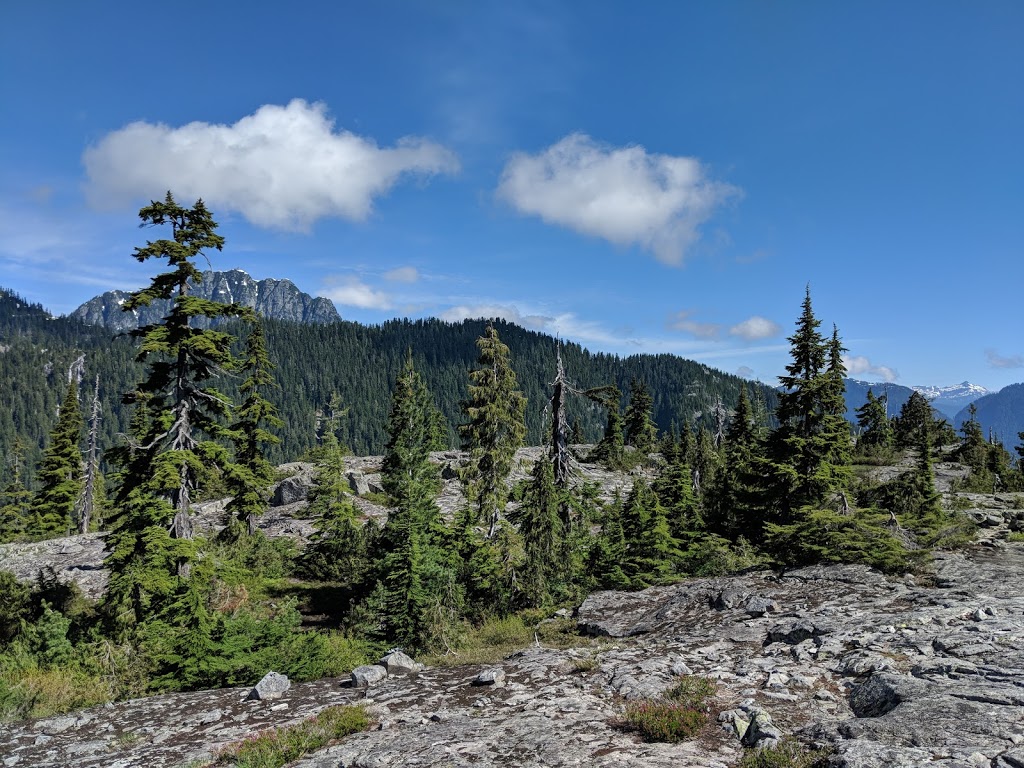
[735,738,833,767]
[621,674,717,743]
[215,704,370,768]
[623,699,706,742]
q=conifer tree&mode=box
[894,391,934,449]
[705,385,764,540]
[855,389,892,455]
[30,376,83,539]
[509,456,562,608]
[459,325,526,538]
[0,438,32,543]
[224,315,282,538]
[653,434,700,542]
[770,290,851,518]
[104,193,243,632]
[621,479,680,587]
[816,326,853,501]
[623,378,658,455]
[376,354,457,648]
[302,394,367,584]
[691,423,719,497]
[588,492,629,590]
[586,385,625,468]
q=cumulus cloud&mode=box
[321,276,392,310]
[438,303,551,331]
[497,133,739,264]
[83,99,459,230]
[986,348,1024,369]
[844,355,899,382]
[438,302,635,348]
[383,266,420,283]
[729,316,782,341]
[667,310,721,339]
[736,366,756,379]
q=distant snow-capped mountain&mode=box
[911,381,991,421]
[912,382,990,400]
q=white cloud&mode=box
[83,99,459,230]
[321,276,392,310]
[736,366,756,379]
[438,303,551,331]
[383,266,420,283]
[986,348,1024,369]
[497,133,739,264]
[729,315,782,341]
[667,310,721,339]
[843,355,899,382]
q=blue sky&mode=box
[1,1,1021,391]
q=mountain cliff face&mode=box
[69,269,340,331]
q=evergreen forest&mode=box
[1,195,1021,725]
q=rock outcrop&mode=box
[70,269,340,331]
[6,542,1024,767]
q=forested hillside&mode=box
[0,287,775,483]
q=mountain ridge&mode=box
[69,269,341,331]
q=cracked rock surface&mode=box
[5,541,1024,767]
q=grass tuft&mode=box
[214,705,370,768]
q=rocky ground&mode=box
[4,452,1024,767]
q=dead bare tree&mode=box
[76,374,102,534]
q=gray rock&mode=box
[351,664,388,688]
[380,651,423,675]
[246,671,290,701]
[272,475,310,506]
[473,668,506,687]
[766,619,829,645]
[744,596,780,617]
[345,470,370,496]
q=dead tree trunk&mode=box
[76,374,101,534]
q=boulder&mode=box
[346,470,370,496]
[473,668,506,687]
[380,651,423,675]
[272,475,310,506]
[246,671,290,701]
[351,664,388,688]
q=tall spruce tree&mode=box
[623,379,658,455]
[621,479,680,588]
[586,385,625,469]
[770,289,852,518]
[705,385,764,540]
[376,354,456,648]
[459,325,526,538]
[103,193,243,633]
[302,394,367,584]
[0,438,32,543]
[509,456,563,608]
[855,389,892,455]
[224,314,282,538]
[30,376,84,539]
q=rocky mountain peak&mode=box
[69,270,341,331]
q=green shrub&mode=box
[621,675,716,743]
[623,699,707,742]
[736,738,833,767]
[665,675,717,709]
[215,705,370,768]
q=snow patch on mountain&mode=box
[912,381,991,400]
